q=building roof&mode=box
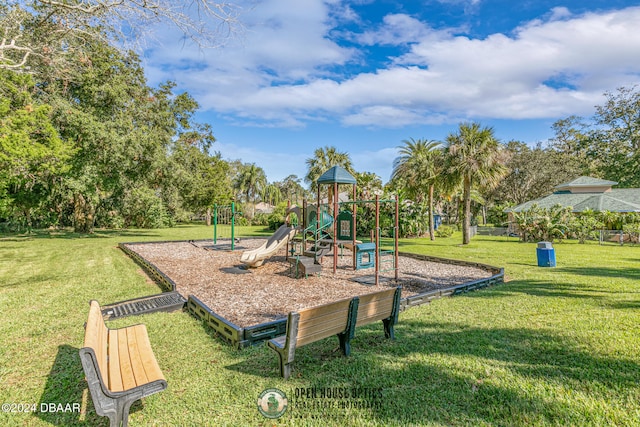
[255,202,275,213]
[510,183,640,213]
[554,176,618,191]
[316,166,357,185]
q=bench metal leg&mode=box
[340,297,359,356]
[383,318,395,339]
[337,332,351,356]
[106,405,122,427]
[383,286,401,340]
[99,396,136,427]
[119,399,136,427]
[274,350,293,379]
[88,389,136,427]
[281,362,293,380]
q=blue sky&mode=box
[142,0,640,185]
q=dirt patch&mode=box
[127,239,493,327]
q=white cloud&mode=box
[343,106,425,127]
[354,13,441,46]
[143,0,354,97]
[143,4,640,129]
[434,0,482,14]
[548,6,572,21]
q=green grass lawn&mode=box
[1,225,639,426]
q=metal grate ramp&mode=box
[102,291,187,320]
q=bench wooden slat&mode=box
[356,288,396,326]
[133,325,165,384]
[107,330,124,392]
[297,316,349,346]
[298,297,352,318]
[85,302,108,379]
[296,298,353,346]
[116,328,136,391]
[126,325,150,387]
[298,312,349,332]
[107,324,165,392]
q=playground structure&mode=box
[240,166,400,286]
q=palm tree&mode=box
[305,146,356,207]
[275,174,305,205]
[392,138,444,240]
[355,171,383,201]
[444,122,508,244]
[261,184,282,206]
[234,163,267,218]
[305,146,355,192]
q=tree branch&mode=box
[1,1,247,74]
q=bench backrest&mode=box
[355,287,401,327]
[83,300,109,385]
[295,297,356,347]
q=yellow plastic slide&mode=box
[240,224,298,268]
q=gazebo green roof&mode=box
[316,166,357,185]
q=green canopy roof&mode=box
[316,166,357,185]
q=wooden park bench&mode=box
[79,300,167,427]
[267,286,402,379]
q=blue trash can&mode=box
[433,214,442,230]
[536,241,556,267]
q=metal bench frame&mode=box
[79,300,167,427]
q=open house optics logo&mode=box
[257,388,288,419]
[258,386,385,421]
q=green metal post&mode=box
[375,194,380,286]
[231,202,235,251]
[395,194,399,281]
[213,205,218,244]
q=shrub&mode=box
[623,222,640,244]
[121,186,170,228]
[235,216,249,226]
[435,225,455,238]
[512,204,572,242]
[396,199,442,238]
[267,213,284,230]
[487,202,514,227]
[266,202,290,230]
[252,212,269,226]
[569,210,603,244]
